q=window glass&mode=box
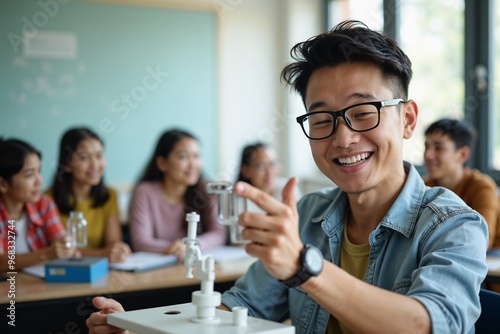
[327,0,383,31]
[399,0,465,166]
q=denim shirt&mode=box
[221,162,488,334]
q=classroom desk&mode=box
[0,264,247,333]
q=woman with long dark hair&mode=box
[0,138,76,270]
[236,142,301,214]
[130,128,225,258]
[47,127,130,263]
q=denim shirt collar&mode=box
[379,161,425,238]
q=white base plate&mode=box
[108,302,295,334]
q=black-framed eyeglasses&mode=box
[296,99,405,140]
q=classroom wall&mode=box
[0,0,329,201]
[0,0,218,189]
[216,0,325,187]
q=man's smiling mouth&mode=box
[336,152,371,166]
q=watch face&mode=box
[305,246,323,273]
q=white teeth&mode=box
[337,153,370,165]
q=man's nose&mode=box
[331,118,357,147]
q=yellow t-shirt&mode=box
[326,225,371,334]
[45,188,119,249]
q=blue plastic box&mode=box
[45,257,108,283]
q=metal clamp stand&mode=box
[183,212,222,324]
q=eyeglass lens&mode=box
[302,104,379,139]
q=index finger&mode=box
[233,181,290,216]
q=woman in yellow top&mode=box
[46,127,131,263]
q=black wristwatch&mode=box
[280,244,324,288]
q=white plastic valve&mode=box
[183,211,221,323]
[185,212,200,240]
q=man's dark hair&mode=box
[425,118,477,151]
[280,20,413,105]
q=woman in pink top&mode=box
[130,129,226,258]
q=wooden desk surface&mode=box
[4,255,497,304]
[0,264,245,304]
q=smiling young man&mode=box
[221,20,488,334]
[87,21,488,334]
[423,118,499,250]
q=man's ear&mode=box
[403,100,419,139]
[458,146,471,164]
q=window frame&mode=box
[325,0,499,186]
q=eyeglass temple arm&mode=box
[381,98,404,106]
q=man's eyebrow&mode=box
[426,139,447,145]
[308,101,327,111]
[346,92,377,101]
[307,92,378,112]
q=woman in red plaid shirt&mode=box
[0,138,78,271]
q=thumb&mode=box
[281,177,299,217]
[92,296,107,309]
[94,296,125,313]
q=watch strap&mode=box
[280,244,320,288]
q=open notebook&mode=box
[22,252,178,277]
[113,247,256,273]
[22,247,255,278]
[209,246,257,272]
[109,252,178,272]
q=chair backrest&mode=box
[475,288,500,334]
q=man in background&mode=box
[423,118,499,250]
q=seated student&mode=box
[87,21,488,334]
[129,129,226,258]
[46,127,131,263]
[423,118,499,249]
[0,138,77,271]
[236,142,302,213]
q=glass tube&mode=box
[206,181,249,244]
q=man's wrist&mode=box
[280,244,324,288]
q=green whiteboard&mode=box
[0,0,218,186]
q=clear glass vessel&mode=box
[66,210,88,248]
[206,181,248,244]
